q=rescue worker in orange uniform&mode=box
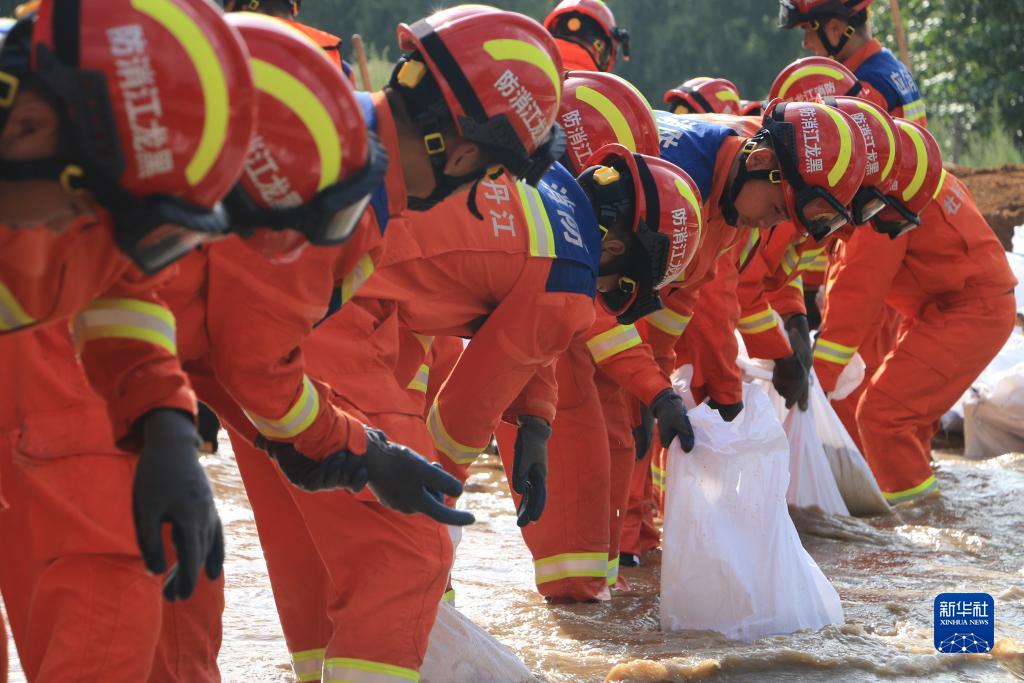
[814,120,1017,505]
[147,8,566,681]
[663,77,743,116]
[620,102,868,561]
[544,0,629,72]
[0,0,257,679]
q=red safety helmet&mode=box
[872,118,943,239]
[559,70,659,174]
[778,0,873,57]
[0,0,256,273]
[663,77,742,116]
[822,95,900,225]
[224,0,301,16]
[223,13,386,263]
[578,143,704,322]
[769,56,863,103]
[392,5,565,207]
[739,99,765,117]
[738,101,866,241]
[544,0,629,72]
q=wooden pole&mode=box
[888,0,913,71]
[352,34,372,91]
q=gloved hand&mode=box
[650,388,695,452]
[633,403,654,461]
[256,436,369,492]
[784,313,812,370]
[772,354,809,410]
[512,416,551,527]
[707,398,744,422]
[133,409,224,602]
[362,429,475,527]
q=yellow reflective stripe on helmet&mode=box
[291,648,326,682]
[781,245,799,276]
[586,324,642,363]
[813,338,857,365]
[534,552,608,585]
[788,275,804,292]
[340,254,375,306]
[852,99,897,181]
[606,557,619,586]
[73,298,176,354]
[778,65,848,100]
[575,85,635,151]
[903,99,927,122]
[674,178,703,233]
[132,0,227,186]
[932,168,949,200]
[738,306,777,335]
[0,281,35,331]
[244,375,320,439]
[483,39,561,108]
[645,308,691,336]
[651,461,666,491]
[517,182,556,258]
[252,58,342,190]
[407,363,429,394]
[818,104,852,187]
[883,474,937,504]
[716,89,741,105]
[427,398,483,465]
[323,657,419,683]
[897,120,929,202]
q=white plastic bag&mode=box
[783,405,849,515]
[831,352,866,401]
[809,378,890,516]
[660,383,844,641]
[420,602,535,683]
[963,363,1024,459]
[735,335,788,422]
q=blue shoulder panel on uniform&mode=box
[536,163,600,297]
[355,91,389,235]
[314,287,343,329]
[655,111,736,202]
[855,47,923,113]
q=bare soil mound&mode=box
[947,164,1024,249]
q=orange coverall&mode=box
[0,215,204,682]
[814,171,1016,504]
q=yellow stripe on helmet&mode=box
[483,39,561,108]
[852,100,897,182]
[575,85,635,151]
[778,65,847,100]
[674,177,703,238]
[133,0,229,187]
[252,59,342,190]
[896,120,928,202]
[817,104,852,188]
[715,89,741,105]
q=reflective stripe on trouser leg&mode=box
[533,552,608,585]
[883,475,938,505]
[323,657,419,683]
[72,297,177,353]
[292,648,327,682]
[651,461,665,492]
[606,557,619,587]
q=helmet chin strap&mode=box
[719,137,776,227]
[815,19,856,58]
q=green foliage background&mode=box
[0,0,1019,164]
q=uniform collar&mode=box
[842,38,883,73]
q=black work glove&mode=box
[256,435,369,492]
[803,288,822,330]
[633,403,654,461]
[363,429,475,526]
[772,354,810,411]
[650,388,695,452]
[512,416,551,527]
[134,409,224,602]
[785,313,813,370]
[707,398,744,422]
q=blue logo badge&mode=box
[934,593,994,653]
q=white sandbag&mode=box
[831,352,866,401]
[420,603,535,683]
[660,383,844,642]
[963,363,1024,459]
[783,406,849,515]
[808,378,890,516]
[735,338,788,422]
[670,363,698,409]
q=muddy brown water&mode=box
[5,444,1024,682]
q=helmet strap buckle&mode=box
[59,164,84,192]
[423,132,446,156]
[0,71,20,109]
[768,169,782,184]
